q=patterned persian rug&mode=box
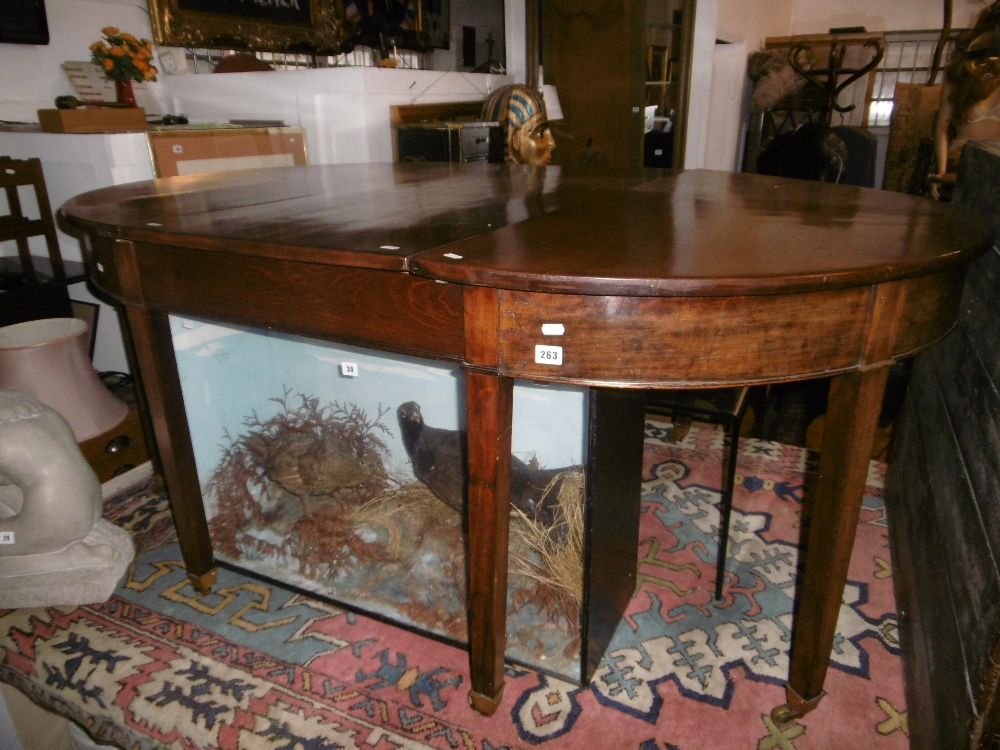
[0,419,907,749]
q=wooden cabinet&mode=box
[80,409,150,484]
[389,100,494,163]
[886,141,1000,749]
[394,121,493,163]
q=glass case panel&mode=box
[170,315,588,680]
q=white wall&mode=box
[449,0,506,70]
[717,0,794,50]
[0,0,160,123]
[0,0,510,123]
[160,67,509,165]
[3,0,975,125]
[684,0,718,168]
[789,0,987,35]
[505,0,526,83]
[703,39,749,171]
[714,0,987,55]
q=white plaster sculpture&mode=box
[0,390,134,608]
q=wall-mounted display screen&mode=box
[0,0,50,45]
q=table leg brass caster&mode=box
[188,568,218,594]
[469,685,504,716]
[771,685,825,726]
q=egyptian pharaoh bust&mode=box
[482,84,556,165]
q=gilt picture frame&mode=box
[147,0,348,55]
[343,0,430,52]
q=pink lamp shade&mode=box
[0,318,128,442]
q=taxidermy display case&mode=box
[170,315,638,683]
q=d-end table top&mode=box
[56,150,999,727]
[60,161,995,297]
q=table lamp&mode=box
[0,317,127,442]
[541,84,563,121]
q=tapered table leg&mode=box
[772,367,890,723]
[123,305,217,592]
[464,368,514,715]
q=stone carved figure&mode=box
[0,390,134,607]
[933,1,1000,197]
[482,83,556,165]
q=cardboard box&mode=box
[37,107,147,134]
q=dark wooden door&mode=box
[541,0,650,170]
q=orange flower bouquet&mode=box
[89,27,157,83]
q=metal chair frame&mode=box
[647,386,752,600]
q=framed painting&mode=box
[147,0,347,54]
[342,0,430,52]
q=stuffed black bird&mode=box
[397,401,574,528]
[397,401,466,514]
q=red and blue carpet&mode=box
[0,419,907,749]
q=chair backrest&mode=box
[0,156,65,286]
[829,125,879,188]
[881,83,942,193]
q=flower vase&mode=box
[114,79,137,108]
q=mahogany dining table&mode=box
[61,161,994,723]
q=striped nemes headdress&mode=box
[481,84,548,162]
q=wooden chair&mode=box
[0,156,85,288]
[1,156,90,327]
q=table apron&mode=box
[89,237,467,360]
[88,237,967,387]
[496,269,966,386]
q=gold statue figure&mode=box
[482,84,556,165]
[933,1,1000,197]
